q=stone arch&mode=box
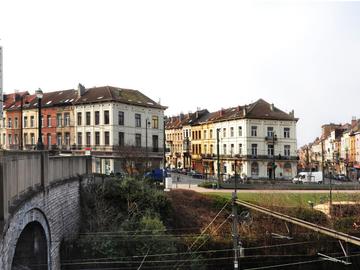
[12,221,48,270]
[5,208,51,270]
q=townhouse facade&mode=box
[299,119,360,179]
[1,85,166,174]
[166,99,298,180]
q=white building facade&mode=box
[213,117,297,179]
[74,86,166,174]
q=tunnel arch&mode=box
[12,221,48,270]
[6,208,51,270]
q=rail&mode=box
[236,199,360,246]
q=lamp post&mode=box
[272,132,277,180]
[216,128,221,189]
[145,118,150,171]
[35,88,44,150]
[20,95,25,150]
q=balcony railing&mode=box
[265,136,278,142]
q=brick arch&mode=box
[5,208,51,270]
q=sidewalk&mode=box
[170,183,360,194]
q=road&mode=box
[169,173,360,193]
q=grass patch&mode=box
[207,192,360,208]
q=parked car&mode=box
[335,174,348,181]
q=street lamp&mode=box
[272,132,277,181]
[145,118,150,170]
[35,88,44,150]
[216,128,221,189]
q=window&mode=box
[135,133,141,147]
[14,117,18,129]
[268,144,274,157]
[223,128,226,138]
[86,132,91,146]
[251,162,259,177]
[47,115,52,127]
[3,134,6,145]
[238,126,242,136]
[41,115,44,128]
[267,127,274,138]
[251,126,257,137]
[135,114,141,127]
[284,128,290,138]
[118,132,124,146]
[56,114,62,127]
[210,129,213,139]
[65,133,70,145]
[104,110,109,125]
[152,135,159,151]
[8,134,12,144]
[118,111,124,125]
[204,144,207,153]
[210,144,213,154]
[95,132,100,145]
[86,112,91,125]
[230,127,234,137]
[198,130,201,140]
[8,118,12,128]
[30,116,35,127]
[152,115,159,129]
[77,132,82,145]
[104,132,110,145]
[223,144,227,155]
[251,144,258,156]
[230,144,234,155]
[284,145,291,157]
[24,117,28,128]
[77,112,82,126]
[30,133,35,145]
[2,118,5,128]
[56,133,62,146]
[204,130,207,139]
[47,134,51,146]
[238,144,242,155]
[94,111,100,125]
[64,113,70,126]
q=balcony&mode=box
[265,135,278,142]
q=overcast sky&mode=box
[1,0,360,146]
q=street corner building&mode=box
[0,84,167,175]
[165,99,298,180]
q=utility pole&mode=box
[232,172,240,269]
[216,128,221,189]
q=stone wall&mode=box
[0,178,81,270]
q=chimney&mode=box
[77,83,86,97]
[236,106,241,112]
[243,105,247,116]
[270,103,275,111]
[196,111,199,118]
[219,108,225,116]
[289,110,294,117]
[351,116,357,127]
[180,113,185,120]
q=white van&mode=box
[292,172,323,184]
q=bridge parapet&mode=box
[0,151,90,225]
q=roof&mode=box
[166,99,297,127]
[3,85,166,111]
[75,86,166,110]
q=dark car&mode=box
[335,174,348,181]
